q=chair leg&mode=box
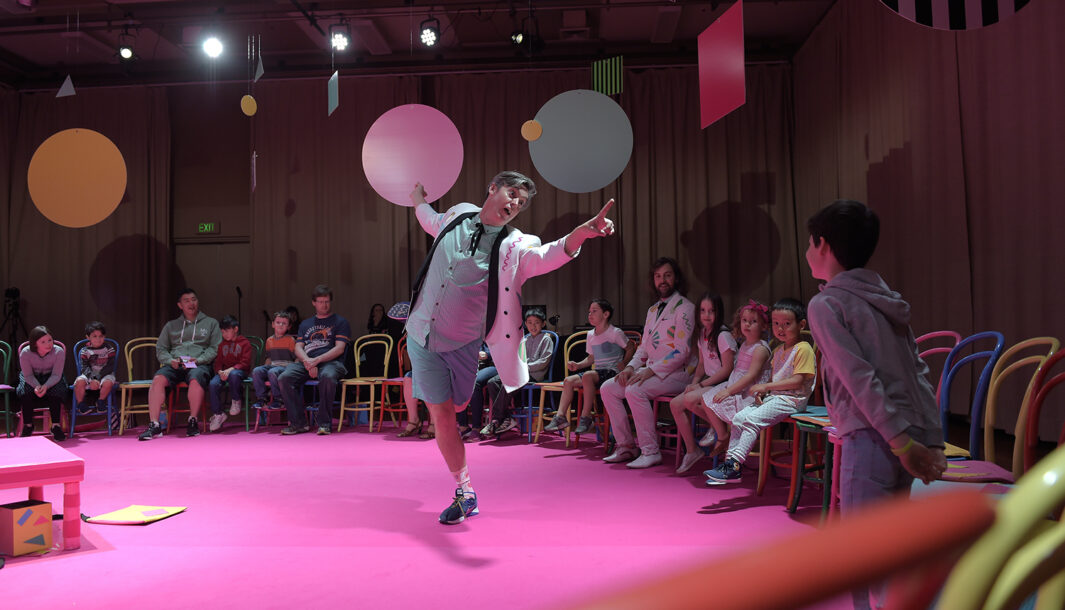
[756,429,769,496]
[787,427,808,513]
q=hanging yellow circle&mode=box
[27,128,127,228]
[520,119,543,142]
[241,94,258,116]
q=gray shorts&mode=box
[154,364,211,388]
[76,374,116,385]
[406,337,480,407]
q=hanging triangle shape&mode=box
[24,534,46,546]
[57,75,76,98]
[254,55,264,82]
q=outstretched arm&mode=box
[564,199,615,256]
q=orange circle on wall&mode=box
[520,119,543,142]
[27,128,127,228]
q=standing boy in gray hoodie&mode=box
[139,288,222,440]
[805,200,947,609]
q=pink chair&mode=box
[916,330,962,405]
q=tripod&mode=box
[1,288,28,347]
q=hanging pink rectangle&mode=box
[698,0,746,129]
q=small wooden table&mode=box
[0,437,85,550]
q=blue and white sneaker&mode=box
[439,488,479,525]
[704,458,743,485]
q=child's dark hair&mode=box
[590,298,614,322]
[732,300,769,342]
[273,311,292,328]
[311,284,333,300]
[771,298,807,323]
[807,200,880,270]
[693,292,727,360]
[220,315,240,330]
[524,308,546,322]
[84,321,106,336]
[648,257,687,297]
[176,287,197,301]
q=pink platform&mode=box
[0,436,84,550]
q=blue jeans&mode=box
[278,360,346,428]
[252,364,287,403]
[459,366,496,428]
[208,370,247,415]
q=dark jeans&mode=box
[278,360,347,428]
[208,369,247,414]
[459,366,496,429]
[17,373,67,425]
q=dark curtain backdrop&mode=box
[793,0,1065,439]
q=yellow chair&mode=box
[533,332,587,445]
[938,442,1065,610]
[337,334,393,432]
[118,337,159,435]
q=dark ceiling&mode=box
[0,0,835,89]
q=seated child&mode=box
[700,301,773,456]
[670,293,737,474]
[207,315,252,432]
[73,321,117,414]
[252,311,297,410]
[705,298,815,484]
[480,309,555,437]
[544,298,634,435]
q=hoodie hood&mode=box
[821,268,911,327]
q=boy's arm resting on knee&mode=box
[808,300,914,442]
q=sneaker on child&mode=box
[229,400,241,416]
[574,416,595,435]
[544,415,568,432]
[496,417,518,435]
[138,421,163,441]
[704,458,743,484]
[676,452,702,474]
[480,420,500,436]
[208,413,227,432]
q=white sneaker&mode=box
[676,452,703,474]
[603,447,639,463]
[229,400,241,416]
[626,453,662,469]
[697,428,718,447]
[208,413,227,432]
[496,417,518,434]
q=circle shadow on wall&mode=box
[680,201,781,297]
[90,235,187,326]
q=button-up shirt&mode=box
[406,215,503,352]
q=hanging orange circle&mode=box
[27,128,127,228]
[520,119,543,142]
[241,94,258,116]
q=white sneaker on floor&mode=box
[697,428,718,447]
[229,400,241,416]
[603,447,639,463]
[208,413,227,432]
[676,452,702,474]
[626,453,662,469]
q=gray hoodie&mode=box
[156,311,221,366]
[807,268,943,446]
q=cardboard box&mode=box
[0,500,53,556]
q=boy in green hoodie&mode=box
[139,288,222,440]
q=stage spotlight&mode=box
[420,16,439,47]
[330,22,351,51]
[118,45,134,60]
[202,36,223,58]
[511,30,523,45]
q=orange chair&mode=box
[377,335,417,431]
[565,490,996,610]
[1024,349,1065,473]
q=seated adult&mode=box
[279,284,351,435]
[139,288,221,440]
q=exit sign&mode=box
[197,222,220,234]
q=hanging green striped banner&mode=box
[592,56,623,96]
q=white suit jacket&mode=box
[415,202,578,392]
[627,292,696,379]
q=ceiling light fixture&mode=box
[420,16,440,47]
[330,21,351,51]
[202,35,223,58]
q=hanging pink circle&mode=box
[362,104,464,206]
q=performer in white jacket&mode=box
[406,171,615,525]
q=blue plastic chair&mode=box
[69,338,121,436]
[511,330,560,442]
[938,331,1005,461]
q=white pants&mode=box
[600,369,690,455]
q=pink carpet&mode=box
[1,422,849,609]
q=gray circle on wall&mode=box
[529,89,633,193]
[877,0,1031,30]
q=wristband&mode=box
[890,437,915,456]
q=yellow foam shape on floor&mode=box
[86,505,186,525]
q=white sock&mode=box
[451,465,474,496]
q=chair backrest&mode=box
[395,334,409,376]
[938,331,1005,460]
[939,442,1065,610]
[1023,348,1065,472]
[124,336,160,381]
[0,340,10,386]
[352,333,394,377]
[523,330,560,383]
[981,337,1059,479]
[246,335,265,366]
[72,337,122,378]
[624,329,642,347]
[563,332,587,366]
[917,330,962,403]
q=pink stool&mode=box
[0,436,85,550]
